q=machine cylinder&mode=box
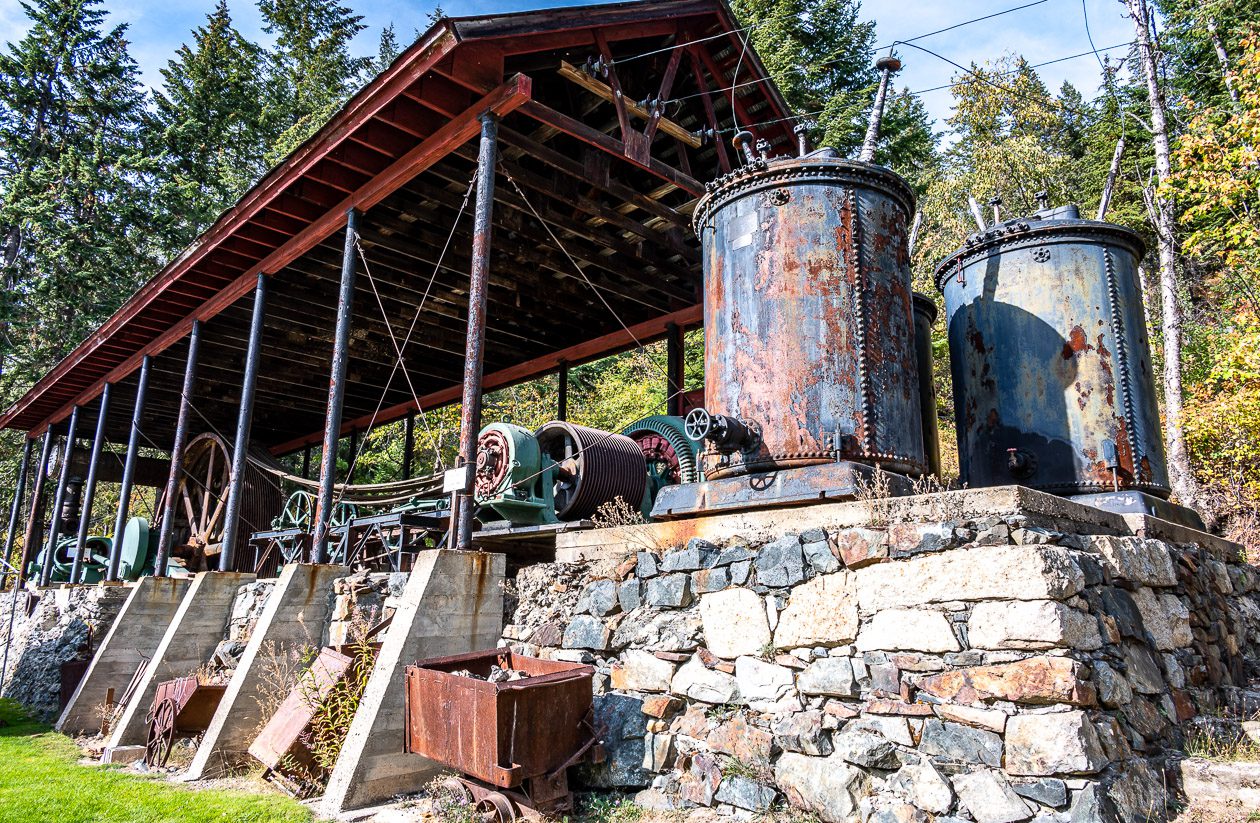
[935,206,1170,497]
[694,154,926,479]
[912,293,941,478]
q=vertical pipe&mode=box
[402,413,415,480]
[455,113,498,552]
[312,208,360,563]
[19,431,55,585]
[71,384,112,583]
[219,273,267,572]
[108,356,150,581]
[0,438,34,590]
[155,320,202,577]
[666,323,685,416]
[557,362,569,421]
[40,406,80,586]
[859,56,902,163]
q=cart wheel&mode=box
[144,698,178,767]
[476,791,518,823]
[439,777,474,805]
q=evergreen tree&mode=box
[150,0,268,256]
[259,0,370,164]
[370,25,402,75]
[0,0,155,403]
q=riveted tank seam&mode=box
[1103,247,1142,479]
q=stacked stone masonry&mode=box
[502,511,1260,823]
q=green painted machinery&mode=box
[474,423,559,526]
[26,515,155,584]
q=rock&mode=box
[637,551,659,578]
[855,545,1084,611]
[611,649,677,692]
[612,609,701,652]
[1012,777,1068,808]
[919,719,1003,767]
[735,656,796,709]
[856,609,960,653]
[641,695,683,718]
[618,580,641,612]
[831,728,900,769]
[889,760,955,814]
[755,535,807,588]
[1091,661,1132,708]
[642,731,674,771]
[1104,759,1166,822]
[717,544,754,565]
[659,540,719,572]
[933,703,1008,734]
[1014,527,1061,545]
[866,800,930,823]
[707,715,773,764]
[1130,587,1192,650]
[888,522,956,555]
[967,600,1101,651]
[579,579,621,617]
[953,770,1034,823]
[1006,711,1108,776]
[832,527,889,569]
[563,615,611,650]
[645,573,693,608]
[679,752,721,806]
[917,656,1097,706]
[671,655,740,704]
[1176,759,1260,815]
[1088,536,1177,587]
[700,587,771,658]
[774,573,858,649]
[773,710,834,755]
[691,567,730,593]
[803,538,840,574]
[715,776,777,812]
[579,693,649,788]
[729,560,752,585]
[849,715,913,746]
[1095,588,1144,640]
[1120,644,1165,694]
[775,752,871,823]
[797,657,859,697]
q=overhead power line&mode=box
[911,42,1133,94]
[874,0,1050,51]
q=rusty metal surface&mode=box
[912,293,941,478]
[694,155,925,480]
[404,648,595,788]
[59,659,90,711]
[249,646,354,771]
[150,676,227,733]
[935,212,1170,497]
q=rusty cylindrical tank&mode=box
[693,152,926,480]
[912,293,942,478]
[935,205,1170,497]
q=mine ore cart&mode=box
[145,676,228,767]
[404,649,604,821]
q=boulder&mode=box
[734,656,797,710]
[578,693,649,788]
[670,655,740,704]
[755,535,807,588]
[707,715,773,765]
[775,752,871,823]
[832,527,889,569]
[562,615,611,650]
[1088,536,1177,587]
[952,770,1034,823]
[699,587,771,659]
[611,649,677,692]
[714,776,776,812]
[803,537,840,574]
[773,710,833,755]
[856,608,960,653]
[888,760,955,814]
[774,573,859,649]
[919,719,1003,767]
[1005,711,1108,776]
[831,728,900,769]
[645,574,693,608]
[1130,587,1192,650]
[967,600,1101,651]
[917,656,1097,706]
[797,656,859,697]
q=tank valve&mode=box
[1006,448,1037,479]
[733,131,758,165]
[685,408,761,453]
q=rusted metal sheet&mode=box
[146,676,228,766]
[249,646,355,774]
[693,151,926,480]
[404,648,595,789]
[912,293,942,478]
[935,206,1170,498]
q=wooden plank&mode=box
[557,61,701,148]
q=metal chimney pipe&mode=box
[859,55,902,163]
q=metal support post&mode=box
[108,355,150,581]
[558,362,569,421]
[220,273,267,572]
[156,320,202,577]
[40,406,80,586]
[402,413,415,480]
[666,323,685,416]
[312,208,360,563]
[71,384,112,583]
[19,430,55,585]
[455,113,498,552]
[0,438,34,590]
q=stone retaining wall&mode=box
[502,505,1260,823]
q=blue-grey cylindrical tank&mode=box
[934,205,1170,497]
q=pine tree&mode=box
[370,25,402,75]
[259,0,370,164]
[0,0,156,403]
[150,0,268,256]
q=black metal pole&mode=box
[71,384,112,583]
[455,113,498,552]
[219,273,267,572]
[312,208,360,563]
[667,322,685,417]
[108,355,150,581]
[0,438,34,590]
[19,430,55,586]
[402,413,415,480]
[156,320,202,577]
[558,362,569,421]
[40,406,80,586]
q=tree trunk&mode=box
[1125,0,1200,509]
[1097,131,1125,221]
[1206,18,1240,104]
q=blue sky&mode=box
[0,0,1135,134]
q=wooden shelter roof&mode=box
[0,0,795,454]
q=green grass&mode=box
[0,715,312,823]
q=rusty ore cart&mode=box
[145,676,227,766]
[404,648,604,821]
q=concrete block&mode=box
[184,563,349,779]
[105,571,255,748]
[321,550,505,815]
[56,577,191,736]
[101,744,147,765]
